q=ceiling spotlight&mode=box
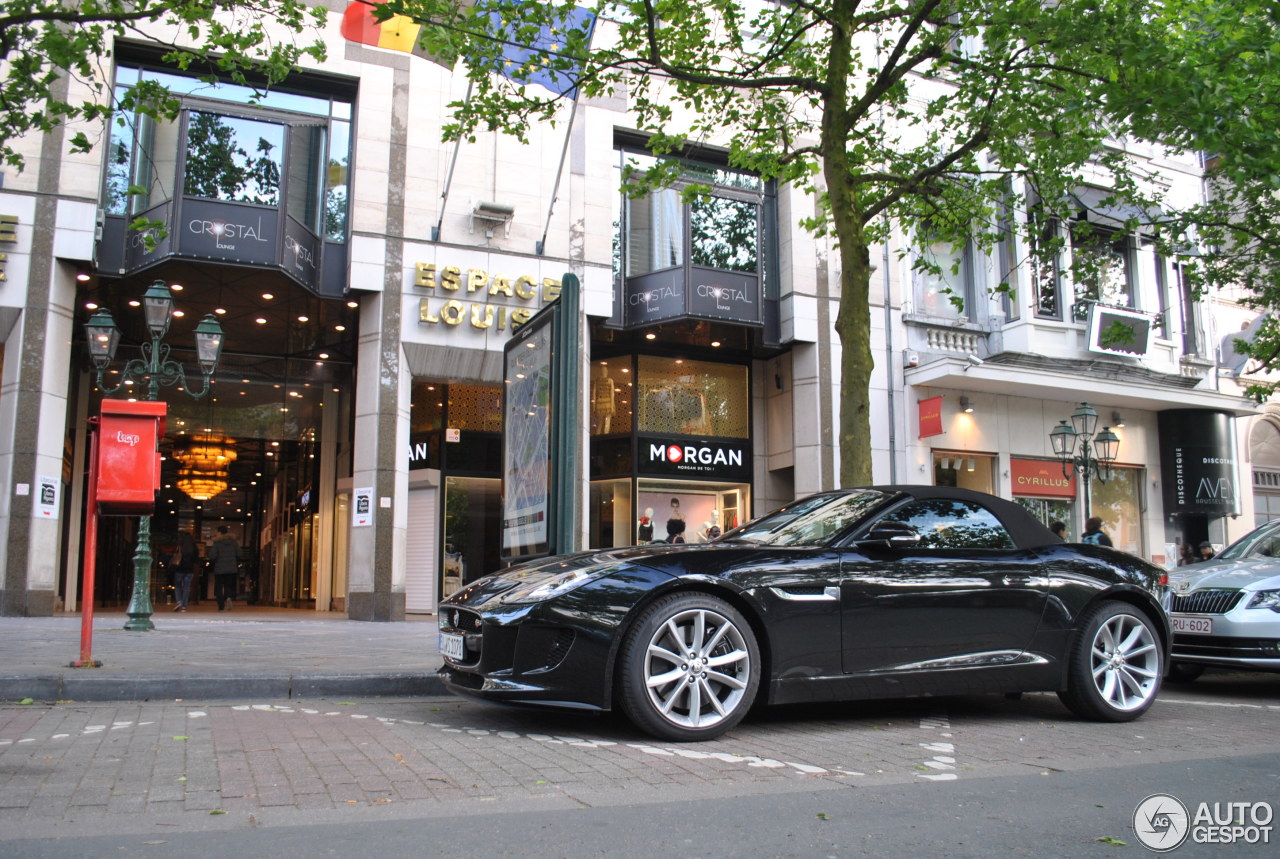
[1112,411,1126,428]
[959,396,974,413]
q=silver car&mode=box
[1166,519,1280,681]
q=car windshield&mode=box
[720,490,890,547]
[1216,522,1280,560]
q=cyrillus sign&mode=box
[1010,458,1076,499]
[415,263,561,332]
[638,435,751,481]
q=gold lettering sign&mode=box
[414,262,560,333]
[0,252,6,281]
[0,215,16,243]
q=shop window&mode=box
[102,63,352,243]
[1014,497,1075,535]
[1176,263,1205,357]
[618,147,766,284]
[636,355,749,438]
[590,359,634,435]
[590,479,634,548]
[446,385,503,433]
[1086,465,1144,555]
[184,111,284,206]
[1030,208,1062,319]
[932,452,996,494]
[914,235,973,321]
[443,476,501,589]
[638,481,750,545]
[1071,223,1133,316]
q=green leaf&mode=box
[816,812,829,821]
[1096,837,1126,846]
[172,736,190,741]
[17,698,33,705]
[209,809,227,816]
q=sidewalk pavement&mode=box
[0,605,445,703]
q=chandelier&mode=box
[172,433,236,500]
[175,467,228,501]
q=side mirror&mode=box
[857,523,921,549]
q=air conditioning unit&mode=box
[470,200,515,237]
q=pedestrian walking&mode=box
[1080,516,1114,547]
[1198,540,1216,560]
[207,525,240,611]
[170,528,199,612]
[1049,520,1067,540]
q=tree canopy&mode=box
[0,0,327,168]
[389,0,1252,483]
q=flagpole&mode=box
[535,94,580,256]
[431,80,474,243]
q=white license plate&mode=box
[1171,615,1214,635]
[439,632,467,660]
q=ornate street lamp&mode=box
[1049,401,1121,520]
[83,279,225,631]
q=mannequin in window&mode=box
[637,507,655,545]
[699,510,721,542]
[591,364,617,434]
[666,497,686,543]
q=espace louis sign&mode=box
[638,436,752,481]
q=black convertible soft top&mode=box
[865,484,1063,549]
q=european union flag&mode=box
[489,3,596,99]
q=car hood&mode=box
[1167,558,1280,593]
[442,545,707,606]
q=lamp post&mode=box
[1049,401,1120,521]
[84,279,224,631]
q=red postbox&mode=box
[96,400,167,515]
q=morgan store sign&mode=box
[638,436,752,482]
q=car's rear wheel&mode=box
[1167,661,1206,683]
[1058,601,1162,721]
[617,592,760,742]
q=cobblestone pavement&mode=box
[0,671,1276,840]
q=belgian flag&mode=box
[341,1,459,68]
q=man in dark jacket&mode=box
[207,525,240,611]
[171,529,199,612]
[1081,516,1114,547]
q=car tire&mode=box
[1166,661,1206,683]
[1058,600,1163,722]
[617,592,760,742]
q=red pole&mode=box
[72,419,102,668]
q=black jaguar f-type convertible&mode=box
[438,486,1171,741]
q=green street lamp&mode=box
[84,279,225,631]
[1049,402,1121,520]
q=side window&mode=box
[873,499,1015,550]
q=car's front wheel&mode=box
[1058,601,1163,721]
[617,593,760,742]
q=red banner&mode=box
[918,396,943,438]
[1010,458,1076,498]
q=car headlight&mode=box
[1246,590,1280,612]
[497,562,624,604]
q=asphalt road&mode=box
[0,670,1276,857]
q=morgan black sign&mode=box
[638,436,752,481]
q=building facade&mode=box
[0,8,1263,619]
